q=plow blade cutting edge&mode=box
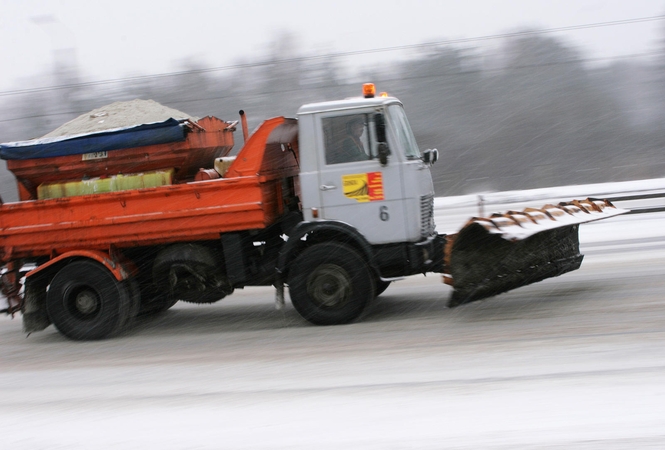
[443,198,627,307]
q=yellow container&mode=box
[38,169,174,200]
[71,177,115,196]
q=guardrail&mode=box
[436,178,665,218]
[605,192,665,214]
[607,192,665,201]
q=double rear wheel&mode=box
[46,260,135,340]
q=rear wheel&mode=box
[288,243,375,325]
[136,283,178,316]
[46,260,132,340]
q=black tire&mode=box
[375,279,391,297]
[129,265,178,316]
[124,277,141,328]
[46,260,132,340]
[288,242,375,325]
[136,282,178,316]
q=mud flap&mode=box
[444,198,626,307]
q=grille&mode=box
[420,194,435,237]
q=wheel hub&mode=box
[307,264,352,308]
[74,289,99,315]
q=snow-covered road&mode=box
[1,184,664,449]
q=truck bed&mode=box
[0,117,300,263]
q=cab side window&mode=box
[323,114,371,165]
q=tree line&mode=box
[0,30,663,200]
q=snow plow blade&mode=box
[444,198,627,307]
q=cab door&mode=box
[315,110,408,245]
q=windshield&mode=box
[387,104,421,160]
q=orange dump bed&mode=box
[0,117,299,263]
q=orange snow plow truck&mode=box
[0,85,625,340]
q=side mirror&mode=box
[375,113,386,142]
[423,148,438,165]
[378,142,390,166]
[375,113,390,166]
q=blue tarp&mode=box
[0,118,186,160]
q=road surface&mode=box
[0,213,664,449]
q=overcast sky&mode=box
[1,0,664,91]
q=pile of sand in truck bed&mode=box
[42,99,198,139]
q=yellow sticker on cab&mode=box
[342,172,384,202]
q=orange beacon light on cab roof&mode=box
[362,83,376,98]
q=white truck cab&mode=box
[296,86,437,245]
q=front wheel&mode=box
[288,243,375,325]
[46,260,133,340]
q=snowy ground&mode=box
[1,180,664,449]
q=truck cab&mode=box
[296,86,437,245]
[278,85,444,326]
